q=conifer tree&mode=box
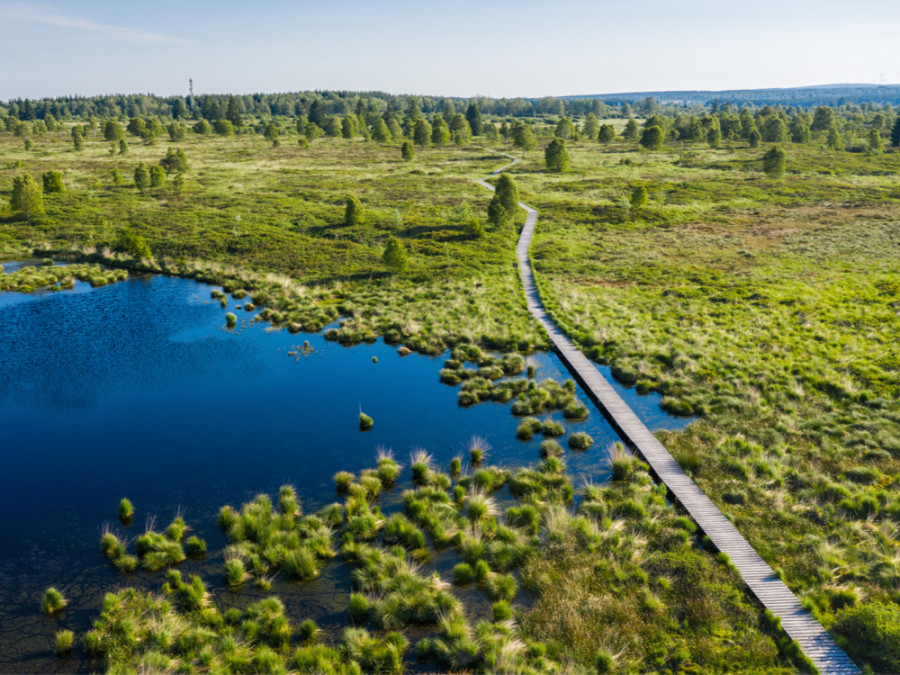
[545,138,570,172]
[762,146,786,178]
[891,117,900,147]
[413,119,432,147]
[344,195,362,226]
[431,116,450,146]
[382,236,408,273]
[371,118,391,142]
[598,124,616,143]
[630,186,647,210]
[465,102,483,136]
[622,119,639,141]
[134,163,150,193]
[401,140,415,161]
[10,174,44,221]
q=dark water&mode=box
[0,273,688,672]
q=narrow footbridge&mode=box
[477,152,860,675]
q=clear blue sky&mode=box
[1,0,897,100]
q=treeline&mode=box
[580,84,900,109]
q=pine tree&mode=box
[382,236,408,273]
[762,146,786,178]
[401,140,415,161]
[545,138,570,172]
[226,95,242,127]
[10,174,44,221]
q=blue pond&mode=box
[0,271,689,673]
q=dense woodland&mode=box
[2,86,900,673]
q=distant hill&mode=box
[565,84,900,108]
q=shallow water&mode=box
[0,273,689,672]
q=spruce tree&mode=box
[465,102,483,136]
[762,146,786,178]
[344,195,362,226]
[891,117,900,147]
[495,174,519,214]
[401,140,415,161]
[630,186,648,210]
[371,118,391,142]
[149,165,165,187]
[545,138,570,172]
[134,163,150,193]
[382,236,408,273]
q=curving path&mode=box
[477,151,860,675]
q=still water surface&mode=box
[0,272,689,672]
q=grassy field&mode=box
[511,134,900,666]
[3,113,900,671]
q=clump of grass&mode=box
[517,417,543,440]
[359,412,374,431]
[224,557,249,587]
[540,439,564,457]
[453,562,474,585]
[118,498,134,524]
[185,536,207,557]
[136,527,186,571]
[41,588,68,616]
[376,449,401,486]
[225,312,237,328]
[492,600,513,621]
[450,456,462,478]
[334,471,355,492]
[568,432,593,450]
[410,449,434,484]
[469,435,491,465]
[610,443,632,481]
[54,630,74,656]
[542,419,565,436]
[283,547,319,581]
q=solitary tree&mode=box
[401,140,415,161]
[494,174,519,214]
[465,102,483,136]
[114,228,152,259]
[71,127,84,151]
[598,124,616,143]
[891,117,900,147]
[193,119,211,135]
[545,138,570,172]
[554,117,576,140]
[41,170,64,193]
[134,163,150,193]
[748,130,761,148]
[344,195,363,226]
[762,146,786,178]
[10,174,44,221]
[630,186,648,210]
[511,122,536,156]
[486,199,509,228]
[707,127,722,148]
[382,236,408,273]
[324,116,341,137]
[168,122,186,142]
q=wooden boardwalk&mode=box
[478,154,860,675]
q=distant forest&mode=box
[2,84,899,123]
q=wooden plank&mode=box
[478,152,861,675]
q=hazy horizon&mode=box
[0,0,898,101]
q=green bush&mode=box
[832,601,900,673]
